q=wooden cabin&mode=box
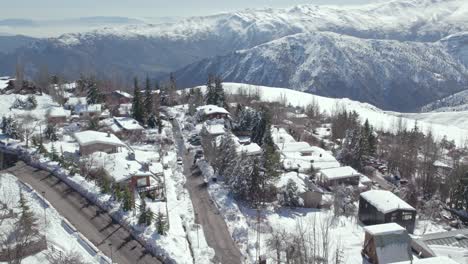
[362,223,412,264]
[359,190,417,233]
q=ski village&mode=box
[0,72,468,264]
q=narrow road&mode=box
[172,120,243,264]
[4,161,162,264]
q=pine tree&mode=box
[146,208,153,226]
[122,186,133,212]
[100,177,111,194]
[167,73,177,106]
[205,74,216,105]
[50,143,59,161]
[45,122,58,141]
[1,116,7,134]
[155,210,167,235]
[144,76,153,121]
[214,76,225,107]
[85,77,103,104]
[16,191,39,238]
[132,77,144,123]
[138,198,148,225]
[147,114,157,129]
[114,185,123,201]
[284,179,303,207]
[26,95,37,110]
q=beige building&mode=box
[74,130,126,156]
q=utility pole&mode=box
[42,191,47,240]
[108,242,113,263]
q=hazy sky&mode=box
[3,0,375,19]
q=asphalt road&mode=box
[4,162,162,264]
[172,120,243,264]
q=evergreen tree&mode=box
[16,191,39,238]
[114,185,123,201]
[167,73,177,106]
[26,95,37,109]
[44,122,58,141]
[132,77,144,123]
[85,77,103,104]
[100,177,111,194]
[146,208,153,226]
[87,117,100,130]
[3,116,22,140]
[144,76,153,121]
[1,116,7,134]
[155,211,167,235]
[205,74,216,105]
[283,179,303,207]
[122,186,133,212]
[138,198,148,225]
[214,76,225,107]
[147,114,157,129]
[50,143,59,161]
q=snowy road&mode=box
[172,120,243,264]
[4,162,162,264]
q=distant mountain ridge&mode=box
[0,0,467,110]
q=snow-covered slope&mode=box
[202,83,468,145]
[176,32,468,111]
[421,89,468,112]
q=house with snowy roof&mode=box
[196,105,230,122]
[362,223,412,264]
[46,107,71,124]
[64,96,87,111]
[359,190,417,233]
[411,228,468,262]
[318,166,361,187]
[201,123,226,137]
[110,90,133,104]
[89,151,162,197]
[75,104,102,118]
[278,141,315,156]
[113,117,144,137]
[74,130,127,156]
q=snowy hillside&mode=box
[176,32,468,111]
[197,83,468,145]
[1,0,467,78]
[421,89,468,112]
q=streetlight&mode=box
[41,191,47,240]
[108,243,113,263]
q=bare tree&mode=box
[45,249,90,264]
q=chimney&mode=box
[107,132,111,137]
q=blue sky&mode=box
[3,0,375,19]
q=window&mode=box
[390,213,398,222]
[402,212,413,221]
[137,177,148,187]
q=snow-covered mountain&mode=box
[201,83,468,146]
[175,32,468,111]
[421,89,468,112]
[0,0,468,110]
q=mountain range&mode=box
[1,0,468,111]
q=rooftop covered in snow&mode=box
[65,96,87,107]
[75,104,102,114]
[361,190,415,214]
[364,223,406,236]
[197,105,230,116]
[320,166,360,180]
[113,90,133,99]
[47,107,71,117]
[74,130,125,147]
[114,117,144,131]
[203,123,225,136]
[278,141,315,153]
